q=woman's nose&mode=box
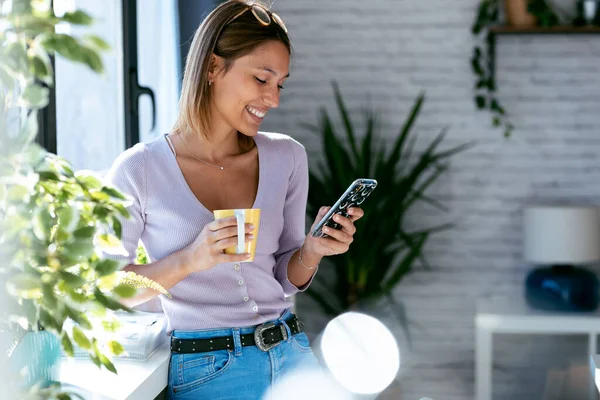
[263,87,280,108]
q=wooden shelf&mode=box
[489,25,600,35]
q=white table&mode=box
[590,355,600,394]
[475,295,600,400]
[59,342,170,400]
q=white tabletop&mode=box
[476,294,600,333]
[590,355,600,394]
[59,342,170,400]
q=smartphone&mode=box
[311,178,378,238]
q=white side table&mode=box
[590,355,600,394]
[475,295,600,400]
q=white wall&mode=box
[262,0,600,399]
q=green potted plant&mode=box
[303,82,470,339]
[0,1,168,397]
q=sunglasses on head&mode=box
[227,3,288,34]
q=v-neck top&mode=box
[103,131,314,333]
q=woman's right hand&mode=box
[184,217,254,273]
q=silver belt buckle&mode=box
[254,322,288,351]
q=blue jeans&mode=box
[166,309,321,400]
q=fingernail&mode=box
[324,227,330,232]
[248,235,255,240]
[348,208,354,214]
[248,224,255,230]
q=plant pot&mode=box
[9,330,62,389]
[505,0,537,26]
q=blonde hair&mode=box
[172,0,291,141]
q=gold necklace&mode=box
[177,132,240,171]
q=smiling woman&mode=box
[102,1,367,399]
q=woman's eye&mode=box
[278,85,284,90]
[255,77,266,84]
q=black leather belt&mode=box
[171,315,303,353]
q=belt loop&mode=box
[232,328,242,356]
[278,314,292,343]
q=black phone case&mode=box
[311,178,378,238]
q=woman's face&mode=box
[209,40,290,137]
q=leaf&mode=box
[4,41,29,77]
[61,10,93,26]
[66,306,93,330]
[107,340,125,356]
[57,206,80,233]
[6,184,30,202]
[332,80,359,161]
[112,217,123,239]
[113,203,131,218]
[72,325,91,350]
[101,185,127,200]
[382,233,428,294]
[19,83,49,109]
[101,319,122,333]
[63,238,95,260]
[475,95,486,109]
[95,258,122,276]
[90,354,101,368]
[59,270,86,288]
[490,99,505,115]
[73,225,95,239]
[96,233,127,256]
[61,331,74,357]
[100,354,117,374]
[76,172,103,190]
[6,273,43,299]
[29,54,51,85]
[42,284,58,309]
[84,35,110,51]
[470,57,484,76]
[113,284,137,298]
[93,287,131,312]
[79,46,104,74]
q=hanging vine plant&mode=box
[471,0,559,137]
[471,0,513,137]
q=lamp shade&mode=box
[523,205,600,265]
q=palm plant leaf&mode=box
[382,232,428,294]
[332,81,359,162]
[384,92,426,174]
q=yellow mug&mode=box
[213,208,261,262]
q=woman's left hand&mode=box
[303,206,365,258]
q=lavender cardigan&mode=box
[105,132,316,332]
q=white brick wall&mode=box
[262,0,600,399]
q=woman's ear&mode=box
[208,54,224,83]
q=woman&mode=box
[105,1,364,399]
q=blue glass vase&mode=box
[10,330,62,389]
